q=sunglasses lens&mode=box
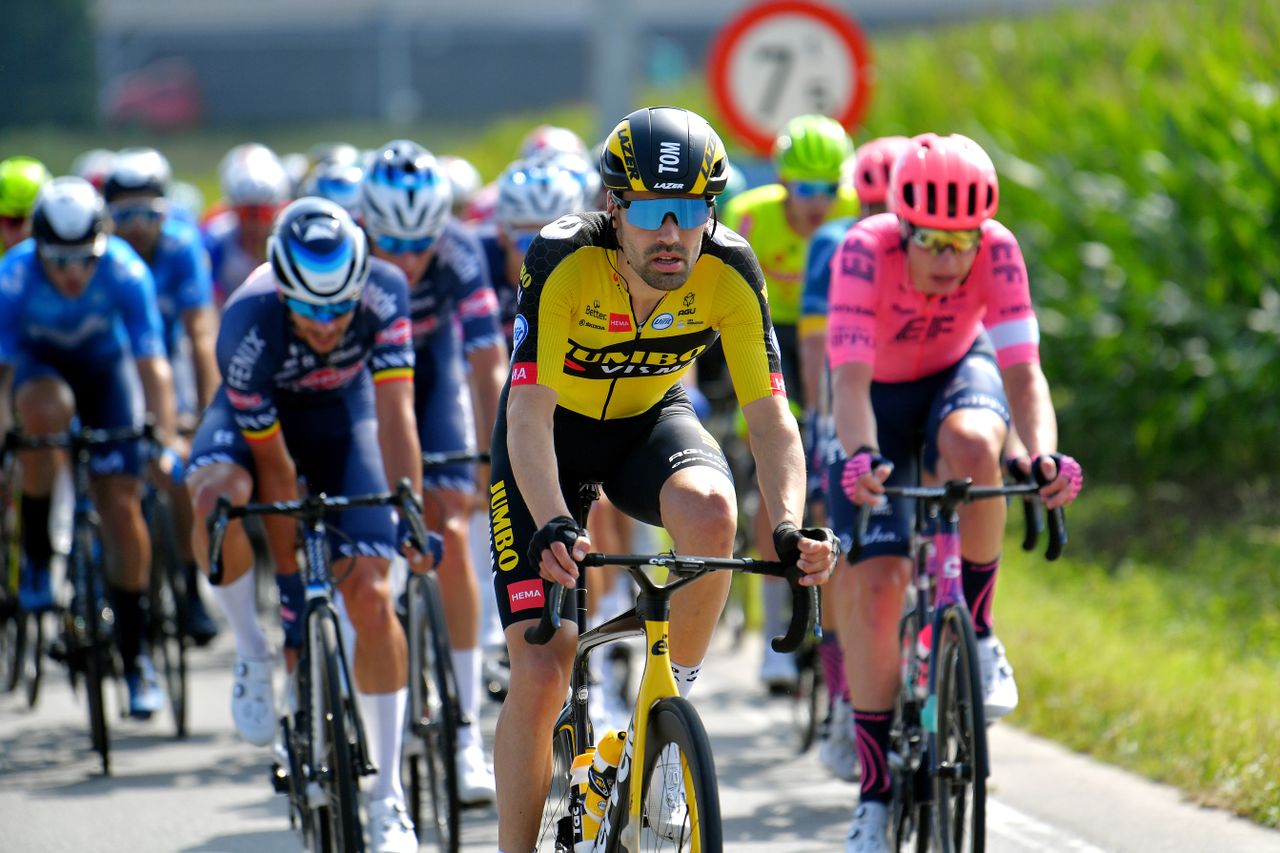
[791,181,839,199]
[621,197,712,230]
[111,203,162,225]
[374,234,435,255]
[911,227,981,253]
[287,297,358,321]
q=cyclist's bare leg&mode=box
[335,556,406,693]
[495,621,577,852]
[660,466,736,666]
[13,377,72,497]
[831,555,911,710]
[933,408,1007,562]
[91,475,150,591]
[187,463,256,585]
[423,486,479,651]
[585,496,630,619]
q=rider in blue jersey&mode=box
[361,140,504,805]
[0,177,179,719]
[104,148,222,645]
[185,199,423,852]
[203,146,292,301]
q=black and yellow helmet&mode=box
[599,106,730,197]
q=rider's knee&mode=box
[14,379,74,434]
[189,466,252,519]
[341,565,396,635]
[937,420,1003,475]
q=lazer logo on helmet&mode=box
[652,182,684,190]
[617,126,641,183]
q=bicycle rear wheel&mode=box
[607,696,722,852]
[538,704,579,853]
[310,614,363,852]
[405,572,461,852]
[147,494,188,738]
[931,605,987,853]
[77,520,111,776]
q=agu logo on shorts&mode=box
[508,579,544,612]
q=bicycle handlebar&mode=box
[3,422,158,457]
[422,450,491,467]
[524,552,819,653]
[852,478,1067,562]
[205,477,429,585]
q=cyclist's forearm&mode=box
[831,362,878,453]
[253,456,300,575]
[507,388,572,525]
[375,380,423,497]
[183,306,221,410]
[1003,362,1057,457]
[467,342,507,453]
[799,332,826,412]
[136,355,177,443]
[744,397,806,528]
[0,363,13,436]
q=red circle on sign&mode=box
[707,0,874,156]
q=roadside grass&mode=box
[997,486,1280,827]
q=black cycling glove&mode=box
[527,515,584,570]
[773,521,841,567]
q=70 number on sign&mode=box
[728,17,856,128]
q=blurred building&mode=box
[95,0,1084,127]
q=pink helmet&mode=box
[889,133,998,229]
[852,136,912,206]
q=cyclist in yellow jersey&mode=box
[720,114,857,690]
[489,106,839,853]
[0,156,51,255]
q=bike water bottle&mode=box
[578,728,627,849]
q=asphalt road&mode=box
[1,626,1277,852]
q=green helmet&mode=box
[772,115,853,183]
[0,156,51,218]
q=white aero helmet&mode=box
[496,159,586,229]
[440,155,483,214]
[519,124,587,160]
[360,139,451,241]
[102,147,172,202]
[32,176,110,256]
[70,148,117,191]
[221,145,291,206]
[527,148,603,209]
[267,197,369,305]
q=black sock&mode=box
[110,587,147,671]
[961,557,999,639]
[854,708,893,803]
[20,494,53,568]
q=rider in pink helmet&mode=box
[851,136,912,211]
[889,132,999,229]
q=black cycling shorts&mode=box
[489,383,733,627]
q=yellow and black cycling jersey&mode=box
[510,211,785,420]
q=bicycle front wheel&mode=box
[147,494,188,738]
[791,640,825,753]
[931,605,987,853]
[891,607,930,853]
[607,696,722,853]
[405,572,461,852]
[310,615,363,853]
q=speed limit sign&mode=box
[708,0,874,156]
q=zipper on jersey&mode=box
[600,288,668,420]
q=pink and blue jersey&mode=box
[827,213,1039,382]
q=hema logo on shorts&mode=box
[508,579,544,612]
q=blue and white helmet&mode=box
[267,197,369,305]
[496,159,586,229]
[527,148,603,209]
[360,140,451,241]
[300,159,365,218]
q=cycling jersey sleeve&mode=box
[217,298,282,442]
[508,218,590,392]
[364,260,416,385]
[172,229,214,315]
[710,230,786,405]
[443,228,504,353]
[826,222,880,370]
[111,246,167,360]
[979,222,1040,368]
[799,219,851,340]
[0,255,23,364]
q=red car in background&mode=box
[105,58,202,131]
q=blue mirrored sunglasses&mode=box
[109,201,165,225]
[612,193,713,230]
[285,296,360,322]
[789,180,840,199]
[373,233,435,255]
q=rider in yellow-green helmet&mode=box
[0,156,52,254]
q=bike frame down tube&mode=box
[927,505,965,610]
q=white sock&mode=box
[670,660,702,699]
[210,571,271,659]
[358,688,407,803]
[451,647,482,751]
